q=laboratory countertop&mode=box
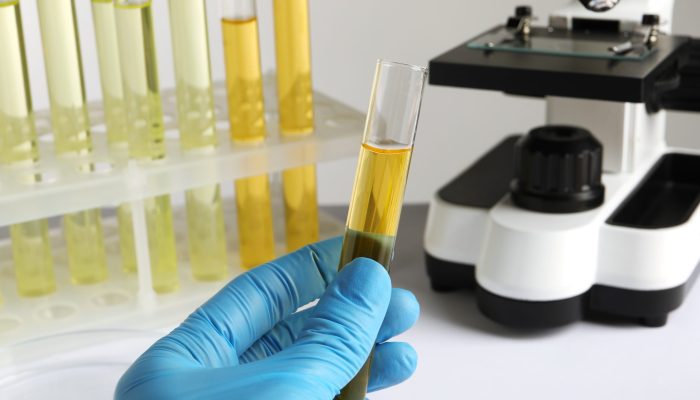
[328,205,700,400]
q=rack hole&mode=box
[92,291,130,307]
[0,316,22,332]
[35,303,77,321]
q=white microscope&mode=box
[424,0,700,328]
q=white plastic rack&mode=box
[0,80,363,347]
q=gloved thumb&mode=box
[275,257,392,397]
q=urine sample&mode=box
[273,0,314,134]
[91,0,127,145]
[336,60,427,400]
[169,0,228,281]
[0,0,55,297]
[273,0,319,252]
[115,0,179,293]
[222,0,275,269]
[37,0,108,285]
[92,0,135,273]
[37,0,92,155]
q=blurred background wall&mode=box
[17,0,700,204]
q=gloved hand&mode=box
[115,237,419,399]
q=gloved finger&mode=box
[272,258,392,397]
[240,287,419,363]
[367,342,417,392]
[239,308,310,363]
[377,288,419,343]
[189,237,342,356]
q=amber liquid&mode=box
[273,0,314,134]
[336,143,412,400]
[273,0,319,251]
[223,16,275,268]
[282,165,319,251]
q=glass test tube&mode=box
[222,0,275,269]
[273,0,319,252]
[37,0,107,285]
[115,0,178,293]
[169,0,228,281]
[0,0,55,297]
[91,0,137,273]
[91,0,127,145]
[336,60,427,400]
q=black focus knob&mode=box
[511,125,605,213]
[515,5,532,17]
[642,14,660,26]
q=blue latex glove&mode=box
[115,237,419,399]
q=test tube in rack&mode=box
[222,0,276,269]
[273,0,320,252]
[336,60,427,400]
[37,0,108,285]
[91,0,137,274]
[91,0,128,146]
[0,0,56,297]
[169,0,228,281]
[115,0,179,293]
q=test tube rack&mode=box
[0,79,363,348]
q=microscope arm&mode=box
[656,38,700,112]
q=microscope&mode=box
[424,0,700,328]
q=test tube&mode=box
[169,0,228,281]
[90,0,136,273]
[37,0,108,285]
[273,0,319,252]
[336,60,427,400]
[0,0,55,297]
[115,0,178,293]
[91,0,127,146]
[222,0,275,269]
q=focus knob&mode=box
[511,125,604,213]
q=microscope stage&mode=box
[429,25,691,103]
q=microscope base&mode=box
[425,254,696,328]
[424,137,700,329]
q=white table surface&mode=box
[365,205,700,400]
[8,206,697,399]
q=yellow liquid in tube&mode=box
[273,0,319,251]
[145,195,179,293]
[37,0,92,155]
[0,1,55,297]
[117,204,137,273]
[336,143,412,400]
[282,166,319,251]
[115,0,178,291]
[223,17,275,268]
[186,186,228,280]
[273,0,314,134]
[11,220,56,297]
[38,0,108,285]
[170,0,228,279]
[91,0,127,145]
[115,1,166,161]
[0,1,38,166]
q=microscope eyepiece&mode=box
[579,0,620,12]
